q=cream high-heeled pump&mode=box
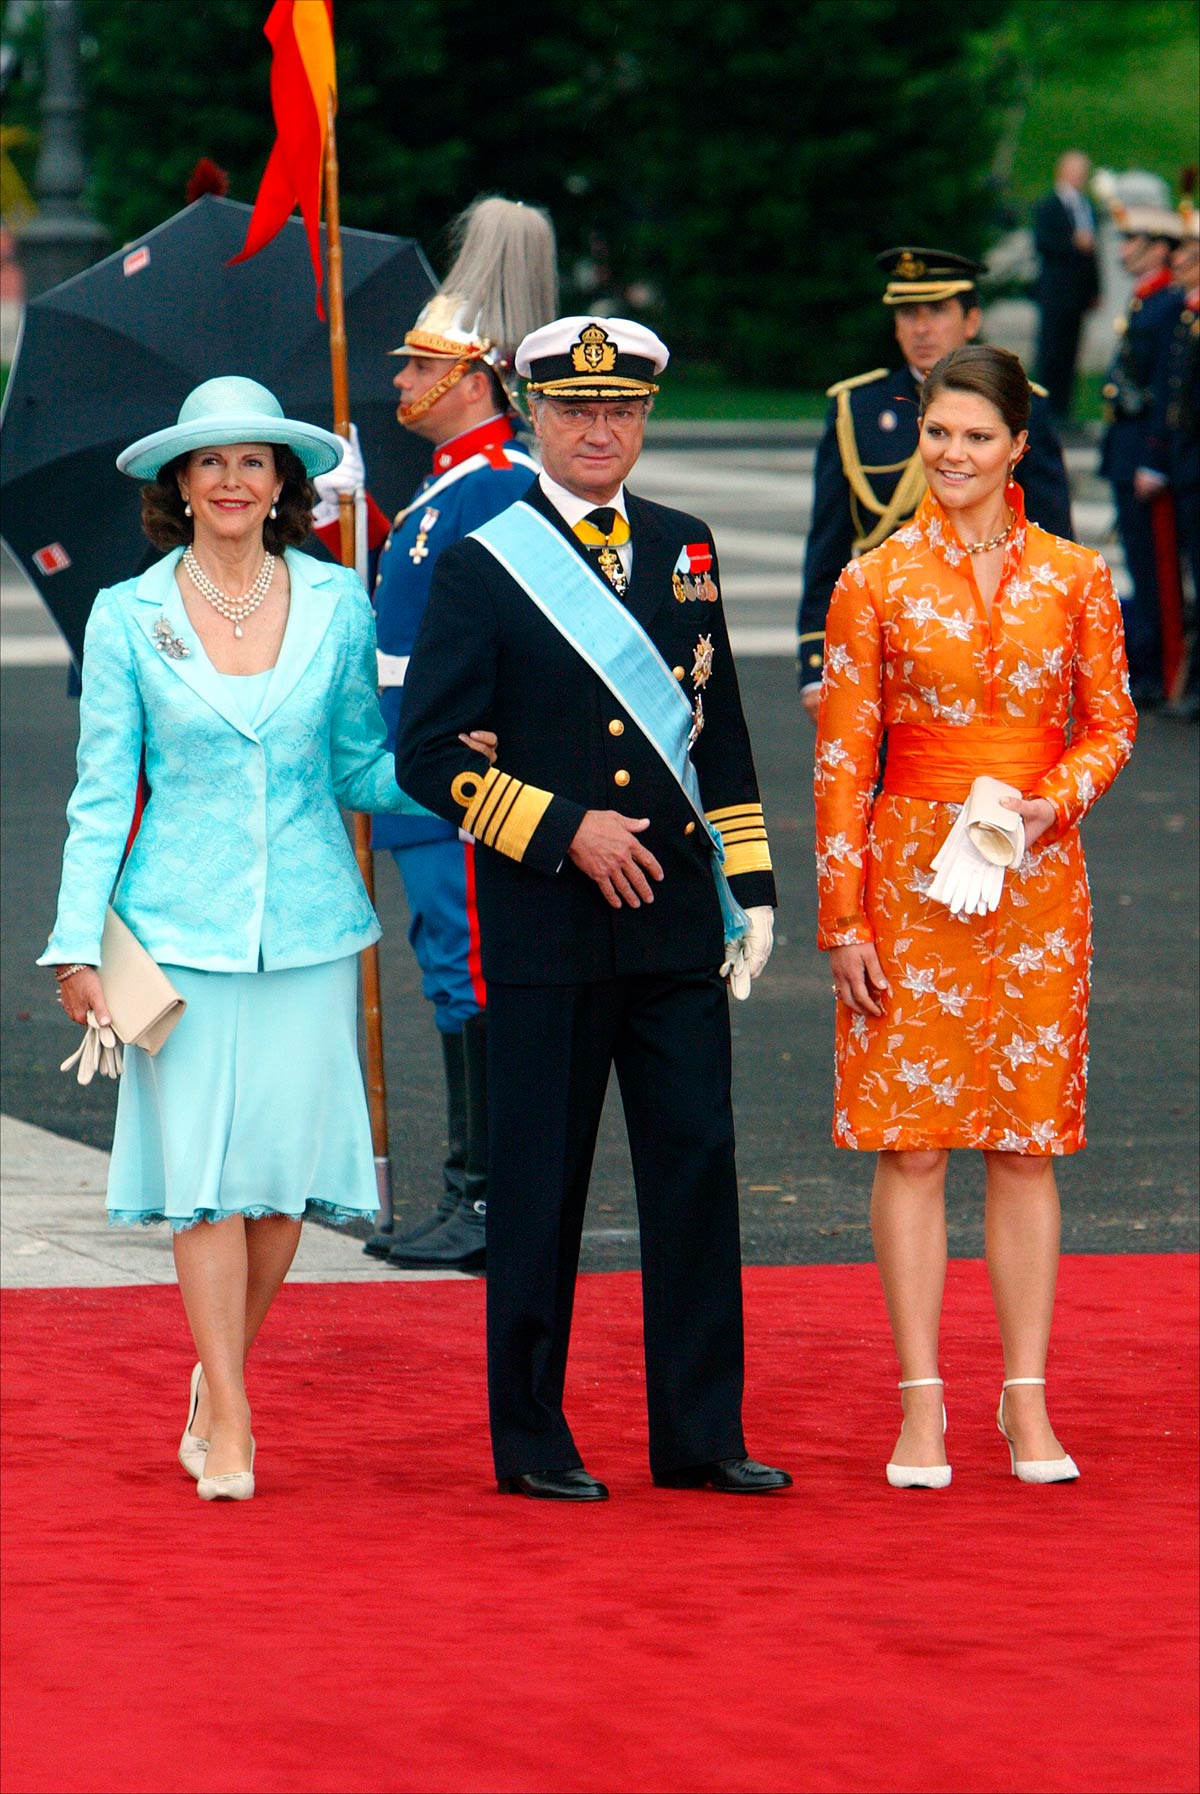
[997,1378,1079,1483]
[197,1437,256,1502]
[178,1362,209,1480]
[886,1377,952,1489]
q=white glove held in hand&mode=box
[60,1010,123,1084]
[719,906,774,1000]
[929,777,1026,917]
[311,421,365,528]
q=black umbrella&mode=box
[0,195,436,665]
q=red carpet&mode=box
[2,1256,1197,1794]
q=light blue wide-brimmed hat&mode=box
[116,376,345,480]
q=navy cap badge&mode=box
[572,322,617,375]
[895,251,926,279]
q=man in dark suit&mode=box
[797,247,1073,717]
[396,316,791,1503]
[1033,151,1102,421]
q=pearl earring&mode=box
[270,502,278,519]
[184,501,192,516]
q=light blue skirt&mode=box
[107,956,380,1231]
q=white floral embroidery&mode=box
[934,984,968,1017]
[897,1058,933,1090]
[1008,944,1046,976]
[1000,1034,1038,1070]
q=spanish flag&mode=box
[231,1,337,318]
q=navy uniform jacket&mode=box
[395,482,776,985]
[371,416,539,850]
[1100,275,1186,486]
[1144,294,1199,492]
[797,366,1073,687]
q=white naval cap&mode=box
[516,316,669,398]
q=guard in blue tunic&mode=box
[797,246,1073,718]
[313,197,556,1269]
[1099,202,1186,706]
[396,317,791,1502]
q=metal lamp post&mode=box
[15,0,108,298]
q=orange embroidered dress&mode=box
[814,489,1136,1155]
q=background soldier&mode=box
[1100,203,1185,708]
[314,197,557,1269]
[395,317,788,1501]
[1139,209,1199,716]
[797,246,1073,720]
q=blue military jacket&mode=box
[797,365,1073,688]
[371,415,539,851]
[40,549,427,973]
[1100,274,1185,485]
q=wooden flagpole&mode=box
[324,90,393,1229]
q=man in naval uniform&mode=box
[313,198,556,1271]
[395,317,791,1502]
[797,247,1073,719]
[1099,203,1186,707]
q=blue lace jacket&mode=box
[39,547,430,972]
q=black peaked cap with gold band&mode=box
[876,246,983,307]
[517,316,668,401]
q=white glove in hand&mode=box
[311,421,366,528]
[928,807,1004,916]
[719,906,774,1001]
[60,1010,123,1085]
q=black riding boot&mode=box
[388,1011,487,1271]
[364,1027,467,1257]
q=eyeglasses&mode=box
[543,403,648,432]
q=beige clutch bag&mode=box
[100,907,186,1055]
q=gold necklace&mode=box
[963,511,1014,555]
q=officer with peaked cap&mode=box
[797,247,1073,719]
[395,316,791,1501]
[1100,203,1186,707]
[312,197,557,1270]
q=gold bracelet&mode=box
[54,963,92,982]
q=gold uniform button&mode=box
[608,719,625,737]
[684,821,696,835]
[613,769,630,788]
[673,666,685,681]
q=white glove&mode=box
[928,806,1004,916]
[311,422,365,528]
[60,1010,123,1085]
[719,906,774,1001]
[964,775,1025,868]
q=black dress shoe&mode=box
[653,1456,793,1493]
[498,1468,609,1501]
[364,1189,459,1258]
[387,1197,486,1271]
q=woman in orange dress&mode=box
[815,344,1136,1489]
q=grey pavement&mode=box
[0,1112,468,1287]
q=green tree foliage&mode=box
[0,0,1064,383]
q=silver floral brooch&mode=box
[153,616,190,659]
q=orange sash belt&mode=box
[882,722,1066,801]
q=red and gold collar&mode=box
[1134,268,1175,301]
[431,414,518,474]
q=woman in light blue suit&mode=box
[40,377,490,1502]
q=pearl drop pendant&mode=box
[234,624,243,638]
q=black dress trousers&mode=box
[485,969,747,1483]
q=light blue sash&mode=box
[470,501,749,946]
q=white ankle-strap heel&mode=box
[997,1378,1079,1483]
[886,1377,952,1489]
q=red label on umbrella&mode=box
[33,543,72,575]
[123,246,151,277]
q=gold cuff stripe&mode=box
[450,767,554,861]
[705,803,766,828]
[722,840,773,878]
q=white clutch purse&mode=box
[98,906,186,1055]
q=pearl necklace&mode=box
[183,547,275,636]
[963,512,1015,555]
